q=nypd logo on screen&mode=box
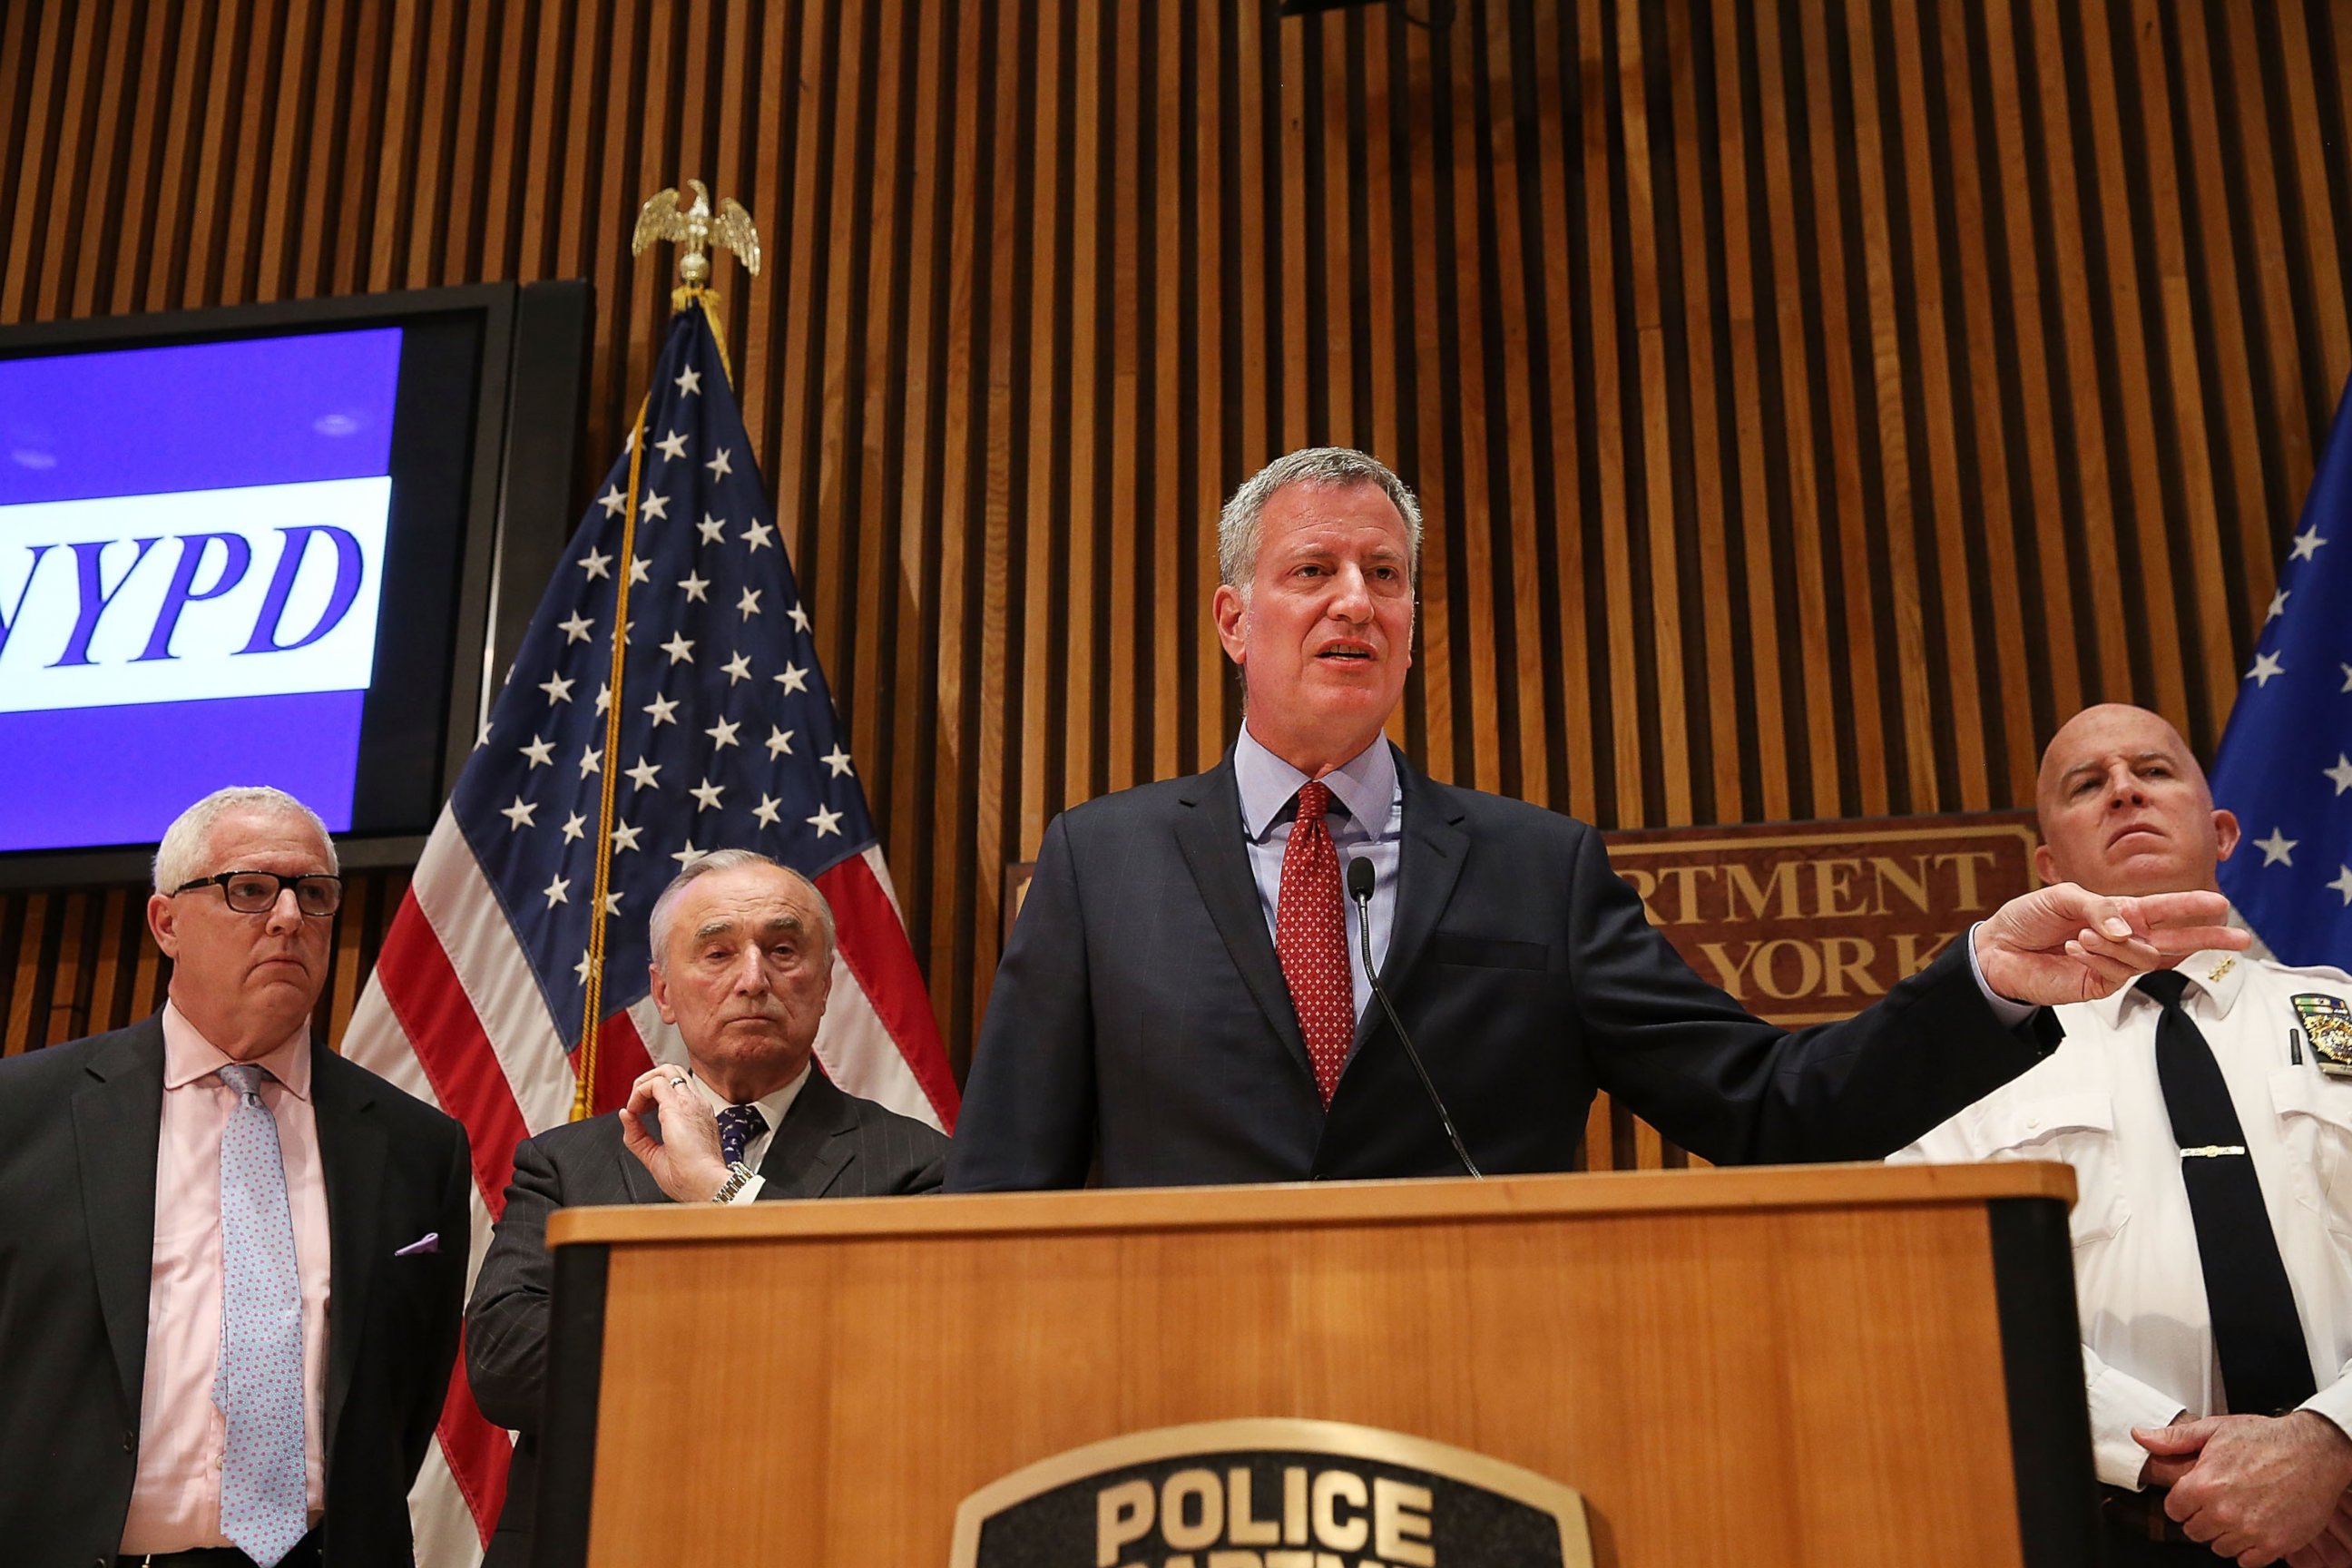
[0,475,389,711]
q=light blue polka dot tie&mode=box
[214,1063,308,1567]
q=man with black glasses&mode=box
[0,786,470,1568]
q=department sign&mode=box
[949,1419,1593,1568]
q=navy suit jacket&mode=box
[949,747,2057,1190]
[465,1069,946,1568]
[0,1016,471,1568]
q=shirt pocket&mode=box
[2267,1068,2352,1243]
[1973,1092,2131,1247]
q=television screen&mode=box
[0,284,591,877]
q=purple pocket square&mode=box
[393,1232,441,1258]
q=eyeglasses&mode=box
[172,870,345,917]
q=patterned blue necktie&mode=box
[715,1102,768,1169]
[214,1063,308,1568]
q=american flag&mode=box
[2211,372,2352,970]
[341,301,958,1563]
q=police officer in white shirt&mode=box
[1896,705,2352,1566]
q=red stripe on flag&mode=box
[370,896,533,1219]
[815,855,961,1130]
[436,1329,514,1547]
[585,1008,654,1115]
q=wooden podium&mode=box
[536,1162,2095,1567]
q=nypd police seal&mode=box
[948,1418,1593,1568]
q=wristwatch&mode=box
[710,1161,756,1204]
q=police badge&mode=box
[2292,994,2352,1081]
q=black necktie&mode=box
[2138,968,2316,1416]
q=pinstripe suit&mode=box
[464,1069,945,1567]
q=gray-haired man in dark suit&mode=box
[465,848,946,1567]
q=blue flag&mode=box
[2211,374,2352,969]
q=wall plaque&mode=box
[1605,810,2039,1024]
[949,1418,1593,1568]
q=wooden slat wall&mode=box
[6,1,2351,1108]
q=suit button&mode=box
[122,1430,134,1453]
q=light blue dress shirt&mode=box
[1232,724,1403,1030]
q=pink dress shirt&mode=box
[119,1004,331,1553]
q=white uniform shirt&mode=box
[1893,952,2352,1488]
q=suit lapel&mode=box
[614,1111,671,1204]
[312,1046,386,1470]
[71,1020,167,1419]
[1173,754,1312,1074]
[754,1073,854,1200]
[1378,753,1471,1002]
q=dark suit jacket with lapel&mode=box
[465,1068,946,1568]
[0,1015,472,1568]
[948,747,2060,1191]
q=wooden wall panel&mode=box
[6,3,2351,1150]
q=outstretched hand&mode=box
[1971,885,2248,1005]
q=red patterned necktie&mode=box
[1277,779,1353,1105]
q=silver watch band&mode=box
[710,1161,756,1203]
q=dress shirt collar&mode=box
[158,1000,313,1100]
[2094,949,2251,1029]
[684,1057,812,1134]
[1233,723,1397,843]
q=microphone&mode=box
[1348,856,1481,1179]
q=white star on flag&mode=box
[579,548,612,580]
[2334,867,2352,906]
[655,429,689,461]
[661,632,696,665]
[561,813,587,843]
[674,365,701,396]
[2328,755,2352,796]
[706,446,732,480]
[559,612,594,644]
[539,673,574,705]
[678,571,710,603]
[776,662,809,695]
[643,693,680,727]
[2291,526,2328,562]
[789,603,812,633]
[543,876,570,907]
[611,821,644,854]
[721,652,752,685]
[628,555,652,585]
[671,844,705,867]
[625,757,662,790]
[597,485,626,517]
[697,513,727,544]
[519,735,554,769]
[577,746,602,778]
[2269,589,2291,621]
[641,490,671,522]
[738,588,762,620]
[821,744,854,779]
[2254,828,2298,867]
[2248,652,2286,686]
[765,727,795,757]
[706,717,741,750]
[807,804,844,838]
[741,520,774,553]
[751,795,782,828]
[690,779,726,812]
[500,798,537,831]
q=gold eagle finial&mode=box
[632,179,762,298]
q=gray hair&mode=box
[152,787,338,895]
[648,848,835,968]
[1217,446,1424,596]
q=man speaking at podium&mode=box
[948,448,2245,1191]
